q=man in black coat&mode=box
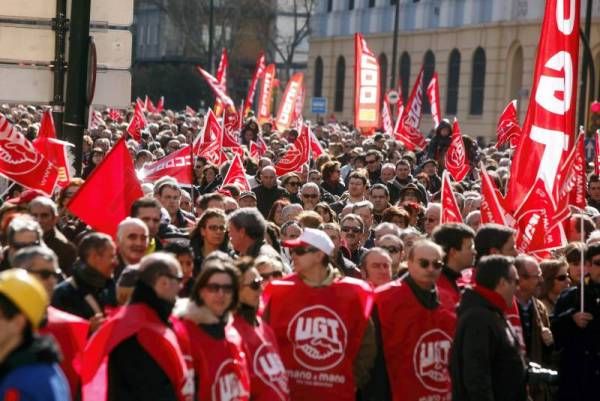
[450,255,527,401]
[252,166,289,217]
[551,242,600,401]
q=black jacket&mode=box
[551,282,600,401]
[450,289,527,401]
[252,185,289,217]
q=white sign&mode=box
[0,1,55,19]
[0,25,55,64]
[93,70,131,107]
[387,90,400,105]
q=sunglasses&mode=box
[243,277,264,291]
[32,270,61,280]
[366,159,377,164]
[341,226,362,234]
[12,240,41,250]
[592,260,600,267]
[426,217,438,223]
[287,181,300,187]
[555,274,570,282]
[302,194,319,199]
[206,224,226,232]
[260,271,283,280]
[417,258,443,270]
[163,272,184,283]
[204,283,235,294]
[382,246,401,254]
[291,246,319,256]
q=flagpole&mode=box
[580,214,585,313]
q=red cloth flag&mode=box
[108,108,121,122]
[127,101,146,141]
[185,106,196,116]
[354,33,381,131]
[496,100,522,148]
[274,123,310,176]
[213,48,229,117]
[0,114,59,195]
[145,96,156,113]
[194,109,226,166]
[67,138,143,237]
[394,67,426,150]
[249,141,260,159]
[479,162,507,225]
[244,52,266,117]
[220,154,250,192]
[155,96,165,113]
[88,106,104,130]
[136,97,146,112]
[310,129,324,158]
[196,66,236,110]
[554,130,586,210]
[33,110,72,188]
[139,145,192,185]
[441,171,462,224]
[445,118,470,182]
[258,64,276,125]
[223,106,241,148]
[426,72,441,128]
[291,85,305,130]
[275,72,304,131]
[382,98,394,136]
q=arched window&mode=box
[470,47,486,115]
[422,50,435,113]
[399,52,411,103]
[313,57,324,97]
[334,56,346,112]
[446,49,461,115]
[379,53,388,104]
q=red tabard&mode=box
[375,280,456,401]
[80,304,192,401]
[507,298,526,353]
[263,274,373,401]
[233,315,291,401]
[176,318,251,401]
[437,274,460,314]
[41,306,89,397]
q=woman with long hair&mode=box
[198,164,221,194]
[540,258,571,315]
[189,209,230,275]
[267,199,291,227]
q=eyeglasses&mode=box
[555,274,570,282]
[302,194,319,199]
[204,283,234,294]
[206,224,226,232]
[290,246,319,256]
[163,272,184,283]
[287,181,300,187]
[366,159,377,164]
[260,271,283,280]
[341,226,362,234]
[426,217,438,223]
[243,277,263,291]
[417,258,443,270]
[12,240,41,250]
[381,246,402,254]
[592,259,600,267]
[31,270,61,280]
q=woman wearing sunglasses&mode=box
[540,258,571,315]
[189,209,231,276]
[233,258,290,401]
[174,259,251,401]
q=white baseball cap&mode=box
[282,228,334,256]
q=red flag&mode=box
[354,33,381,131]
[194,110,226,166]
[33,110,72,188]
[426,72,441,128]
[394,68,426,150]
[275,72,304,132]
[223,107,241,147]
[554,131,586,210]
[127,101,146,141]
[274,123,310,176]
[136,97,146,112]
[250,141,260,159]
[0,114,59,195]
[139,145,192,185]
[67,138,143,237]
[108,108,121,122]
[382,98,394,136]
[88,106,103,130]
[258,64,276,125]
[440,171,462,224]
[496,100,521,148]
[196,66,236,110]
[479,162,507,225]
[145,96,156,113]
[310,129,324,158]
[445,118,470,182]
[220,154,250,192]
[244,52,266,117]
[214,49,229,117]
[291,85,305,130]
[155,96,165,113]
[185,106,196,116]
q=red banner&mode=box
[244,52,266,117]
[479,162,507,226]
[196,66,235,110]
[441,171,462,224]
[310,129,324,158]
[555,130,586,210]
[275,72,304,131]
[220,154,251,191]
[194,109,226,166]
[426,72,441,128]
[155,96,164,113]
[127,101,146,142]
[354,33,381,131]
[257,64,276,125]
[274,123,310,176]
[394,67,426,150]
[33,110,71,188]
[496,100,521,148]
[382,98,393,136]
[445,118,470,182]
[139,145,193,185]
[213,48,229,117]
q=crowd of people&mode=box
[0,103,599,401]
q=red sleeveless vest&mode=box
[175,317,251,401]
[264,274,373,401]
[233,315,290,401]
[437,273,460,313]
[375,280,456,401]
[80,303,192,401]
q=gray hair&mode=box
[352,200,374,213]
[12,245,58,271]
[117,217,148,242]
[374,222,402,238]
[7,217,43,246]
[340,213,365,233]
[29,196,58,216]
[281,204,303,221]
[359,247,392,269]
[228,208,266,240]
[300,182,320,195]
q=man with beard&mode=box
[340,214,368,265]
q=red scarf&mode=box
[473,284,510,313]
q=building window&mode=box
[422,50,435,114]
[349,0,355,10]
[446,49,461,115]
[379,53,388,104]
[327,0,333,12]
[314,57,324,97]
[470,47,486,115]
[335,56,346,112]
[399,52,411,103]
[369,0,376,7]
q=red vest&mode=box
[41,306,89,397]
[264,274,373,401]
[233,315,290,401]
[437,273,460,314]
[174,317,251,401]
[80,303,192,401]
[375,280,456,401]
